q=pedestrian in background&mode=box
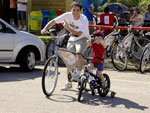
[16,0,28,31]
[84,0,96,24]
[10,0,17,26]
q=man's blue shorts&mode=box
[93,62,104,71]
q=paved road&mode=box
[0,65,150,113]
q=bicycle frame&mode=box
[118,27,148,59]
[51,36,80,78]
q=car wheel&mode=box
[19,49,36,71]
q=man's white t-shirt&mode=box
[54,12,91,41]
[17,0,28,11]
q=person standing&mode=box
[10,0,17,26]
[16,0,28,31]
[84,0,96,24]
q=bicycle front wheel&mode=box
[78,76,87,102]
[140,46,150,73]
[42,57,58,96]
[46,39,55,59]
[111,44,128,71]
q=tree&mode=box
[139,0,150,15]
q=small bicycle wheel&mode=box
[42,57,58,96]
[98,73,110,97]
[140,46,150,73]
[78,78,86,102]
[111,44,128,71]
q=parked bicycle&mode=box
[111,25,150,71]
[140,42,150,73]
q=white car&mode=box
[0,18,46,71]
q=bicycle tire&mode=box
[111,44,128,71]
[42,57,58,96]
[46,39,55,59]
[78,78,86,102]
[140,46,150,73]
[98,73,110,97]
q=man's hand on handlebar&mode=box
[41,29,48,35]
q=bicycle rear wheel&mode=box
[140,46,150,73]
[111,44,128,71]
[98,73,110,97]
[42,57,58,96]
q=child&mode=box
[87,30,107,88]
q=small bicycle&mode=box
[77,58,116,102]
[42,29,90,96]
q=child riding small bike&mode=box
[87,30,107,88]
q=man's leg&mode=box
[71,38,87,81]
[61,41,75,90]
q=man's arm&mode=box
[41,20,56,34]
[63,19,82,36]
[88,8,96,15]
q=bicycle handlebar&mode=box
[45,29,68,39]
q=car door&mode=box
[0,21,14,60]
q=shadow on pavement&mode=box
[46,94,76,103]
[0,66,42,82]
[80,92,149,111]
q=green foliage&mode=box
[139,0,150,15]
[108,0,139,7]
[37,36,53,43]
[97,3,108,12]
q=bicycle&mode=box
[140,43,150,73]
[111,25,150,71]
[42,29,90,96]
[45,28,69,59]
[77,58,116,102]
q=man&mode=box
[41,2,90,90]
[16,0,28,31]
[84,0,96,24]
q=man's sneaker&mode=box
[101,81,107,89]
[61,83,72,91]
[71,75,81,82]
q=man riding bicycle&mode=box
[41,1,91,90]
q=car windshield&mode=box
[120,4,128,9]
